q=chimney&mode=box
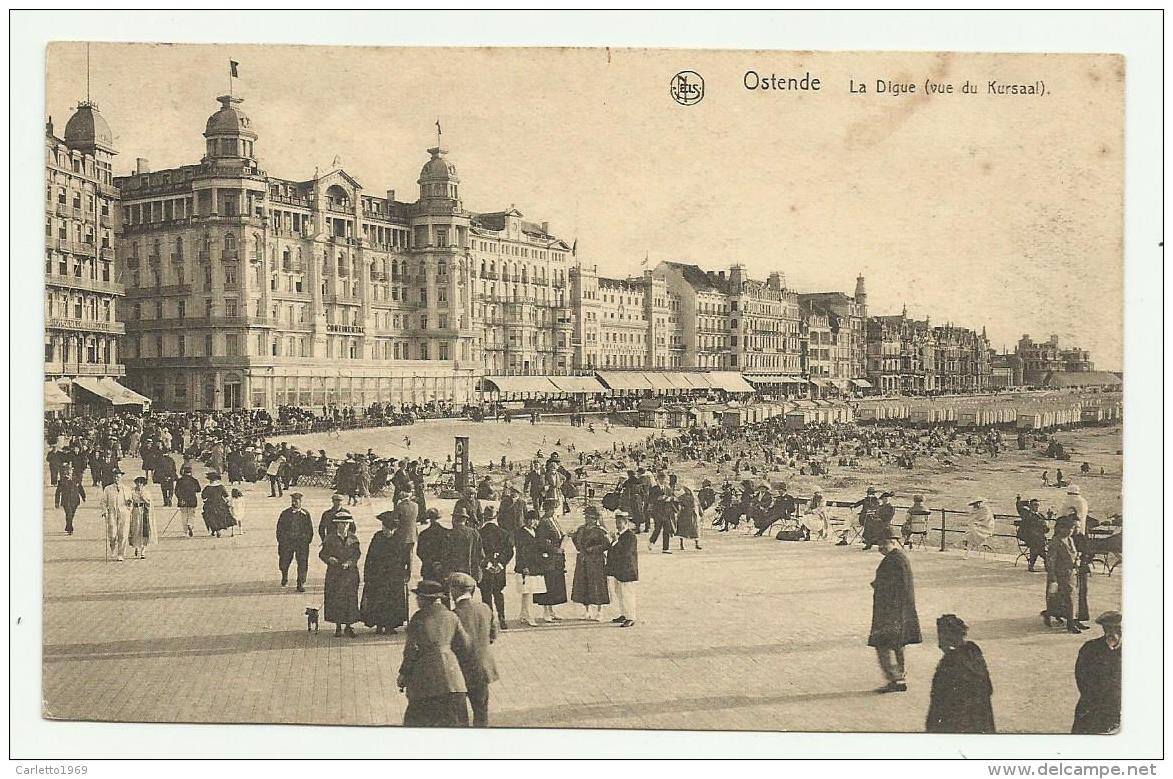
[386,189,396,203]
[135,158,150,175]
[541,221,549,235]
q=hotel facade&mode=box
[114,94,573,411]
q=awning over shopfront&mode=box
[102,378,152,407]
[643,372,676,392]
[480,376,561,394]
[44,381,72,408]
[661,373,695,391]
[546,375,607,394]
[850,378,874,388]
[678,373,714,390]
[596,371,655,392]
[72,377,152,408]
[744,374,806,386]
[707,371,756,393]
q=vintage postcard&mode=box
[33,36,1143,755]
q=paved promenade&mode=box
[42,459,1120,733]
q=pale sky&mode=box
[47,43,1124,369]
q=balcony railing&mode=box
[45,316,126,335]
[44,362,126,377]
[197,249,211,262]
[47,274,126,296]
[125,256,140,269]
[170,252,184,263]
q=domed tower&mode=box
[63,100,117,157]
[203,95,258,162]
[854,274,867,308]
[417,145,460,208]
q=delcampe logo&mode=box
[670,71,704,106]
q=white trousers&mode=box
[180,506,198,533]
[610,577,637,620]
[106,514,127,557]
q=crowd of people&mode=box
[44,404,1121,733]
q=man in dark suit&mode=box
[153,451,178,507]
[453,487,483,529]
[417,509,450,583]
[318,493,347,543]
[397,580,472,727]
[524,462,544,511]
[391,460,411,504]
[497,480,524,535]
[447,572,500,727]
[479,507,514,629]
[605,511,639,628]
[443,507,485,583]
[275,492,314,592]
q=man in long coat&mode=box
[397,580,473,727]
[417,509,450,584]
[154,451,178,507]
[869,530,921,693]
[447,572,500,727]
[1072,611,1122,734]
[442,507,485,583]
[497,481,524,536]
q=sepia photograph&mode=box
[10,8,1164,767]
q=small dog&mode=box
[305,607,319,633]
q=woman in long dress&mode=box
[361,511,411,634]
[674,485,702,550]
[964,497,995,557]
[320,512,362,638]
[200,471,234,538]
[128,476,158,559]
[570,506,611,620]
[800,487,831,541]
[533,502,568,622]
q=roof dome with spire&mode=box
[205,95,257,139]
[419,146,459,183]
[63,101,116,154]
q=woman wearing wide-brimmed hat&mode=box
[320,510,362,638]
[200,471,234,538]
[128,476,157,559]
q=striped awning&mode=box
[44,381,72,407]
[596,371,655,391]
[708,372,756,393]
[480,376,561,394]
[546,375,607,394]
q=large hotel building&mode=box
[114,93,574,411]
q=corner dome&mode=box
[419,146,459,183]
[63,101,116,154]
[205,95,257,139]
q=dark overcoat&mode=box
[1072,636,1121,734]
[605,529,639,583]
[570,524,611,606]
[926,642,996,733]
[868,548,922,648]
[361,529,411,629]
[319,533,361,625]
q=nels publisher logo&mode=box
[670,71,704,106]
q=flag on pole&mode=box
[640,251,649,268]
[229,60,240,78]
[571,238,577,256]
[435,119,442,136]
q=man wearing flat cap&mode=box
[868,528,921,693]
[318,493,347,543]
[1072,610,1121,734]
[275,493,313,592]
[446,572,500,727]
[397,580,473,727]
